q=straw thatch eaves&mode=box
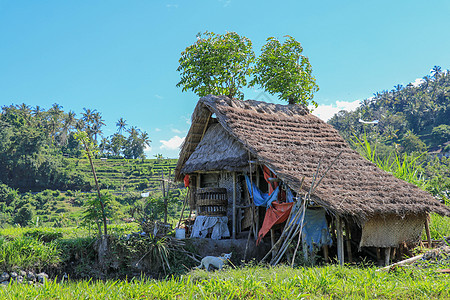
[175,95,450,221]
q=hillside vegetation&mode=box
[329,66,450,197]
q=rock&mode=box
[16,276,24,284]
[36,273,48,284]
[0,272,9,282]
[28,281,34,285]
[20,271,27,277]
[27,272,36,281]
[1,281,9,286]
[10,272,17,279]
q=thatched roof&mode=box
[175,95,450,220]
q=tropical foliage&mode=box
[177,32,319,107]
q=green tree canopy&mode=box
[177,31,255,99]
[250,36,319,106]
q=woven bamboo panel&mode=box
[359,214,426,247]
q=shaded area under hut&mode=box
[175,95,450,266]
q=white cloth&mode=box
[190,216,230,240]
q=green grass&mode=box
[1,264,450,299]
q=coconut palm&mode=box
[116,118,127,134]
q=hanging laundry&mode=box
[245,175,279,208]
[256,202,293,245]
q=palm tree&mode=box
[432,65,442,79]
[116,118,127,134]
[59,111,77,145]
[92,112,105,142]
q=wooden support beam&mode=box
[303,239,308,262]
[270,229,276,259]
[232,172,237,239]
[323,245,329,263]
[425,215,432,248]
[336,216,344,266]
[384,247,391,266]
[345,222,353,263]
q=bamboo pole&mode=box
[336,216,344,266]
[162,170,167,223]
[376,254,424,271]
[345,222,352,263]
[177,187,190,228]
[425,214,432,248]
[384,247,391,266]
[232,172,237,239]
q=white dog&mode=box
[195,253,232,271]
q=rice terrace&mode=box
[1,1,450,299]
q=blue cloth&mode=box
[245,175,280,208]
[302,209,332,252]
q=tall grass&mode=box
[0,236,61,270]
[1,264,449,299]
[352,132,428,189]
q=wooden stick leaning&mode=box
[265,153,342,266]
[244,152,257,261]
[177,187,190,228]
[269,159,322,266]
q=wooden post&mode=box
[345,222,353,263]
[425,215,432,248]
[232,172,237,239]
[302,239,309,262]
[323,245,329,263]
[162,170,167,223]
[384,247,391,266]
[270,229,276,258]
[336,216,344,266]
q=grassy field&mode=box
[1,264,450,299]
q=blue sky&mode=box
[1,0,450,158]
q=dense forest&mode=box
[329,66,450,197]
[0,104,151,191]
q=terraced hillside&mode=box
[66,158,180,192]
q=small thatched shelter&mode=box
[175,95,450,264]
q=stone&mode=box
[27,272,36,281]
[36,272,48,284]
[28,281,34,285]
[19,270,27,277]
[0,272,9,282]
[16,276,24,284]
[1,281,9,286]
[10,272,17,279]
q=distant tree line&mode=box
[329,66,450,154]
[0,103,151,191]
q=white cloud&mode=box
[160,135,185,150]
[155,94,164,99]
[154,128,161,132]
[171,128,182,134]
[144,145,152,155]
[311,100,360,122]
[411,78,424,87]
[166,4,178,9]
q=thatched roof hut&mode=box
[176,95,450,258]
[176,95,450,219]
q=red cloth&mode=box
[184,175,190,188]
[263,165,278,195]
[256,202,293,245]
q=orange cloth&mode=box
[256,202,293,245]
[184,175,190,188]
